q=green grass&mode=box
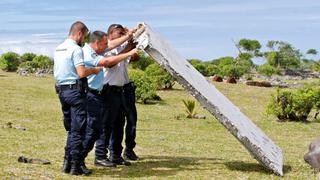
[0,71,319,179]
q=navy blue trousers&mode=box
[95,84,137,159]
[123,85,137,150]
[95,88,125,158]
[58,88,87,161]
[82,91,106,159]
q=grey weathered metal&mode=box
[133,23,283,176]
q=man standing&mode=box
[95,24,139,166]
[54,21,101,176]
[81,30,137,167]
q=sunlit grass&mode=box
[0,71,318,179]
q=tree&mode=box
[265,41,302,69]
[0,52,20,71]
[237,39,261,55]
[306,49,318,55]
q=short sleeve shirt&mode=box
[103,42,130,86]
[82,43,104,91]
[53,39,84,85]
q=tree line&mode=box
[188,39,319,78]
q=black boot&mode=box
[70,160,84,176]
[94,158,117,167]
[61,157,71,173]
[80,161,92,175]
[110,155,131,166]
[124,149,140,161]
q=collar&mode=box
[66,38,78,45]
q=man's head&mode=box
[89,31,108,54]
[68,21,89,46]
[107,24,126,40]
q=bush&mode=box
[0,52,20,71]
[257,64,280,77]
[145,64,175,90]
[20,53,36,62]
[129,69,158,103]
[267,88,318,121]
[130,51,154,71]
[32,55,53,69]
[18,61,38,73]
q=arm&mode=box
[107,28,136,50]
[108,34,132,50]
[76,65,102,78]
[98,48,138,68]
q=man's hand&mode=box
[130,53,140,62]
[124,27,137,38]
[128,48,138,57]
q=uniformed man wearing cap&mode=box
[54,21,102,176]
[94,24,140,166]
[81,30,137,168]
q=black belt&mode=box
[103,82,136,93]
[124,82,136,90]
[58,84,81,91]
[88,88,103,96]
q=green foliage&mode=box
[145,64,175,89]
[267,87,319,122]
[312,61,320,72]
[0,52,20,71]
[32,55,53,69]
[265,41,302,69]
[210,56,252,78]
[257,64,280,77]
[20,53,36,62]
[182,100,197,118]
[18,61,38,73]
[188,59,202,66]
[130,51,154,70]
[194,63,209,76]
[238,39,261,54]
[129,69,157,103]
[306,49,318,55]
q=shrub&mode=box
[20,53,36,62]
[129,69,157,103]
[130,51,154,70]
[145,64,175,89]
[267,88,318,122]
[182,100,197,118]
[32,55,53,69]
[257,64,280,77]
[18,61,38,73]
[312,87,320,119]
[0,52,20,71]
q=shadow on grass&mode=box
[91,155,223,178]
[224,161,292,175]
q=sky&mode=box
[0,0,319,62]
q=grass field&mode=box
[0,71,320,179]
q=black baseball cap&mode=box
[107,24,125,34]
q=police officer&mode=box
[54,21,102,176]
[95,24,139,166]
[81,30,137,167]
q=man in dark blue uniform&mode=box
[54,21,102,176]
[95,24,140,166]
[81,30,137,167]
